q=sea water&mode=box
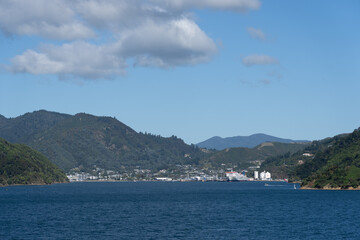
[0,181,359,239]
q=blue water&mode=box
[0,182,359,239]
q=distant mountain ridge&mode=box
[197,133,309,150]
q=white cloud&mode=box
[10,42,126,79]
[151,0,261,12]
[242,55,279,66]
[247,27,265,41]
[74,0,150,31]
[10,50,64,75]
[118,18,217,67]
[9,18,216,78]
[1,0,261,80]
[0,0,94,40]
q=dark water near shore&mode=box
[1,181,359,239]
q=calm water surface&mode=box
[0,182,359,239]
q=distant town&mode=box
[67,164,283,182]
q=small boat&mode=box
[294,184,296,189]
[264,183,269,187]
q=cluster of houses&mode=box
[66,164,276,182]
[67,170,273,182]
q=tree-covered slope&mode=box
[0,110,71,143]
[0,111,206,172]
[197,133,308,150]
[32,113,205,172]
[0,138,68,186]
[200,142,308,170]
[260,129,360,189]
[299,129,360,189]
[260,137,341,179]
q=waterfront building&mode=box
[254,171,259,180]
[260,171,272,181]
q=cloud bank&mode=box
[0,0,261,80]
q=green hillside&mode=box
[0,111,207,172]
[260,137,341,179]
[197,134,309,150]
[260,129,360,189]
[32,113,207,172]
[299,129,360,189]
[5,110,359,188]
[0,111,308,175]
[0,138,68,186]
[200,142,308,170]
[0,110,71,143]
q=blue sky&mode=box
[1,0,359,144]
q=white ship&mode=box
[225,172,249,181]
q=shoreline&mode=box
[301,186,360,191]
[0,181,69,188]
[68,179,291,183]
[3,181,359,191]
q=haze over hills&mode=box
[197,134,309,150]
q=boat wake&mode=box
[264,183,287,187]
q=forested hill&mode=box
[260,129,360,189]
[0,138,68,186]
[0,111,206,172]
[197,134,308,150]
[299,129,360,189]
[0,110,71,143]
[200,142,309,170]
[259,136,345,179]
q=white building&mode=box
[302,153,314,157]
[260,171,272,181]
[156,177,172,181]
[265,171,271,180]
[260,171,265,180]
[254,171,259,180]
